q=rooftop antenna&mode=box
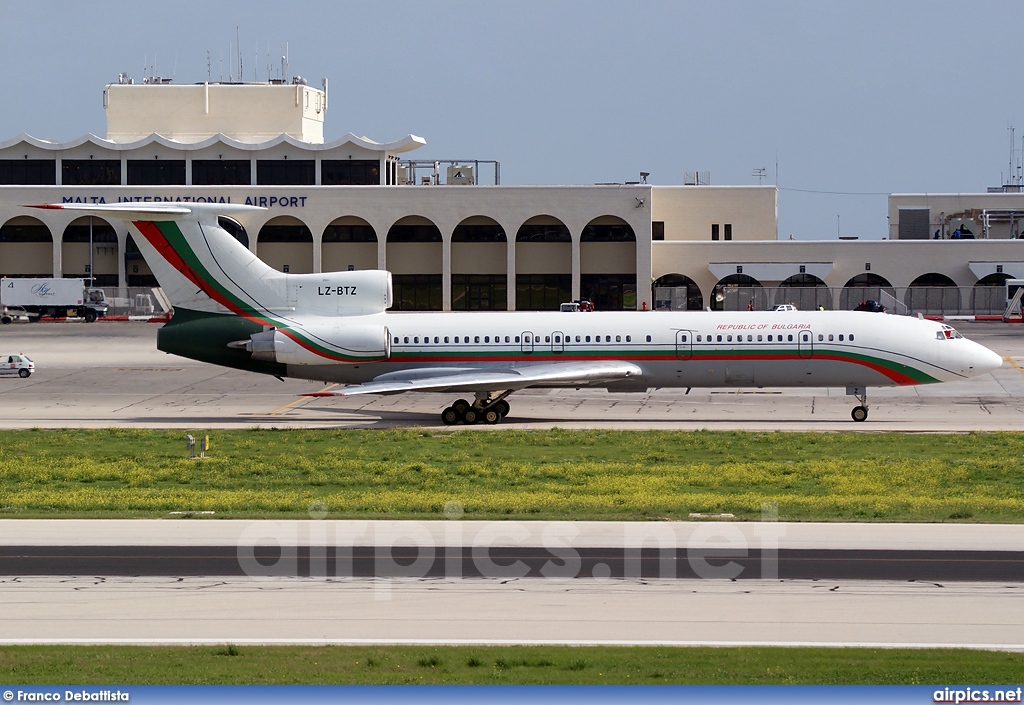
[236,27,242,84]
[227,42,232,82]
[207,50,211,81]
[1009,126,1015,186]
[172,51,178,82]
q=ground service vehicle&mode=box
[1,305,30,324]
[855,300,887,312]
[0,278,108,322]
[0,354,34,378]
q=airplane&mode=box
[29,202,1004,424]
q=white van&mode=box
[0,354,35,378]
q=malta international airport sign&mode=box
[60,195,309,208]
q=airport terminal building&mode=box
[3,76,1024,314]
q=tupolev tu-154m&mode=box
[29,203,1004,424]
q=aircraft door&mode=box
[521,331,534,354]
[798,330,814,359]
[551,331,565,354]
[675,330,693,360]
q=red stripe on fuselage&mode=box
[392,351,923,385]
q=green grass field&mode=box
[1,645,1021,684]
[1,429,1022,521]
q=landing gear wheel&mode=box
[851,405,868,422]
[18,369,30,378]
[483,408,501,425]
[441,406,460,425]
[462,408,480,425]
[452,399,471,415]
[495,400,510,417]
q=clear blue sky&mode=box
[2,0,1023,240]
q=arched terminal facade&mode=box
[3,79,1024,313]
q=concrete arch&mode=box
[257,215,313,274]
[62,216,118,286]
[124,234,155,286]
[581,215,637,310]
[841,273,895,310]
[712,273,765,311]
[776,273,832,310]
[976,272,1012,287]
[972,272,1013,314]
[653,273,703,310]
[515,215,571,310]
[452,216,507,311]
[386,215,442,310]
[906,272,960,313]
[322,216,377,272]
[0,216,53,277]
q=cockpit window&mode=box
[937,327,964,340]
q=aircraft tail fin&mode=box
[25,203,392,323]
[29,203,279,318]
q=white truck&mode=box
[0,278,108,322]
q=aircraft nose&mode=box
[969,344,1003,376]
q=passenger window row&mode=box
[689,333,855,343]
[392,334,651,345]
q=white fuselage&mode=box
[287,309,1001,390]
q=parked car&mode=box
[1,305,30,324]
[854,300,886,312]
[770,304,797,312]
[0,354,34,378]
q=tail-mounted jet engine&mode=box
[231,324,390,365]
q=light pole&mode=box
[88,216,94,285]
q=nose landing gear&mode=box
[847,386,869,422]
[441,391,513,426]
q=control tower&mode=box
[104,76,327,144]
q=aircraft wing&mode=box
[303,360,644,396]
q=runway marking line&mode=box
[1004,356,1024,377]
[266,384,339,416]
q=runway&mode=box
[2,546,1022,581]
[3,576,1021,649]
[0,520,1021,648]
[1,320,1023,430]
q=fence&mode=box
[655,286,1010,317]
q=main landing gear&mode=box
[441,391,513,426]
[847,386,869,422]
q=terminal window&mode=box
[322,160,380,186]
[62,159,120,186]
[257,159,315,185]
[0,159,56,185]
[193,160,251,186]
[127,160,185,186]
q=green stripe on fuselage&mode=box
[387,346,939,384]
